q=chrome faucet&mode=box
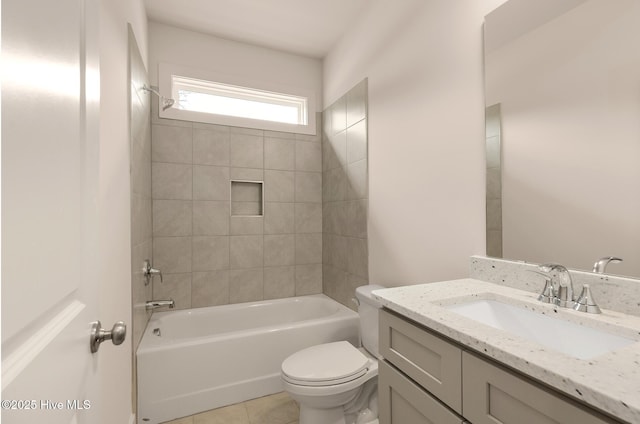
[592,256,623,273]
[538,264,575,308]
[145,299,175,311]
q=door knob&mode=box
[89,321,126,353]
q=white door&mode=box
[2,0,111,423]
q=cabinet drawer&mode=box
[462,352,620,424]
[379,360,465,424]
[380,309,462,413]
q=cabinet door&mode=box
[379,360,465,424]
[462,352,620,424]
[380,309,462,413]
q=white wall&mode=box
[99,1,147,422]
[324,0,507,286]
[147,22,323,111]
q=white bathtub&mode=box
[136,294,359,424]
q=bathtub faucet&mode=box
[146,299,175,311]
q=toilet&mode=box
[281,285,384,424]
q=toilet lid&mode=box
[282,341,370,386]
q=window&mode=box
[173,76,308,126]
[158,63,317,135]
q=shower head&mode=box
[142,85,175,111]
[161,97,175,111]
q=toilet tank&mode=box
[355,285,384,357]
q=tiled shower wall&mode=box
[322,79,369,309]
[128,27,152,412]
[150,102,324,309]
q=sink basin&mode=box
[445,299,635,359]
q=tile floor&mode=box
[162,392,299,424]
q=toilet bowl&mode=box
[281,285,384,424]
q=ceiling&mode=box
[144,0,371,59]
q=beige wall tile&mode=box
[264,235,295,266]
[153,200,192,237]
[230,235,263,269]
[323,234,347,269]
[295,233,322,265]
[264,202,294,234]
[230,133,263,168]
[347,237,368,279]
[294,172,322,203]
[295,264,322,296]
[230,126,263,137]
[322,201,346,236]
[152,162,192,200]
[265,138,295,171]
[231,181,263,202]
[264,130,295,140]
[193,201,229,236]
[192,236,230,271]
[295,141,321,172]
[231,167,264,181]
[193,127,230,166]
[345,200,367,239]
[346,159,367,200]
[152,124,193,164]
[346,79,367,128]
[131,240,153,348]
[153,236,192,273]
[323,167,346,202]
[330,96,347,134]
[131,193,152,246]
[322,135,340,172]
[193,165,230,201]
[229,269,263,303]
[264,170,294,202]
[346,119,367,164]
[192,270,230,307]
[294,203,322,234]
[152,273,192,310]
[264,266,295,300]
[231,202,263,216]
[328,130,347,168]
[230,216,264,235]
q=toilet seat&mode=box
[282,341,370,387]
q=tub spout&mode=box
[146,299,175,311]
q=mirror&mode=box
[484,0,640,278]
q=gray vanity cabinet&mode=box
[462,352,617,424]
[379,309,621,424]
[379,309,462,413]
[379,360,466,424]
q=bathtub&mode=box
[136,294,359,424]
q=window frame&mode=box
[158,62,317,135]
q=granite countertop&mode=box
[373,279,640,424]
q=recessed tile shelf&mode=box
[230,180,264,216]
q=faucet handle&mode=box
[574,284,601,314]
[143,259,163,285]
[538,279,556,303]
[528,270,556,304]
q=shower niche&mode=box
[230,180,264,216]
